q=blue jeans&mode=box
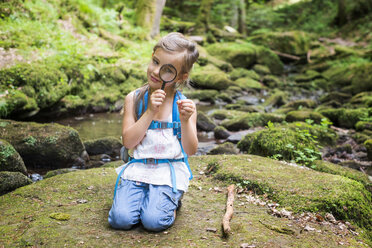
[108,179,183,231]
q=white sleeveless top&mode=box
[115,114,191,192]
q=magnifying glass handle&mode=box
[161,82,165,90]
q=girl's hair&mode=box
[133,32,199,120]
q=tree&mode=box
[150,0,166,38]
[238,0,246,35]
[135,0,166,38]
[194,0,214,33]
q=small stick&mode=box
[222,184,235,235]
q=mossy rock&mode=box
[263,90,288,108]
[190,70,232,90]
[207,142,238,155]
[83,137,122,156]
[44,168,79,179]
[160,16,195,34]
[183,89,218,103]
[0,171,32,195]
[350,92,372,107]
[0,139,27,174]
[196,45,233,71]
[229,68,260,81]
[0,156,371,246]
[0,62,71,117]
[221,113,284,131]
[225,104,259,112]
[0,119,85,170]
[233,77,263,90]
[322,61,372,94]
[0,90,39,119]
[197,112,216,132]
[97,65,127,86]
[319,92,352,104]
[210,109,246,120]
[215,93,233,103]
[256,47,284,75]
[237,126,319,161]
[355,121,372,132]
[319,108,369,129]
[314,160,371,190]
[285,110,325,124]
[213,126,230,140]
[238,122,336,162]
[293,70,323,83]
[283,99,317,109]
[200,155,372,235]
[262,75,281,87]
[252,64,271,75]
[364,139,372,161]
[249,31,314,56]
[206,42,283,74]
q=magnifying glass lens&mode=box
[159,65,177,82]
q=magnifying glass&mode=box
[159,64,177,90]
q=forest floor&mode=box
[0,156,370,248]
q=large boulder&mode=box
[191,70,232,90]
[221,113,284,131]
[0,139,27,174]
[206,42,283,75]
[322,62,372,94]
[0,171,32,195]
[197,112,216,132]
[238,122,337,164]
[0,119,86,170]
[249,31,314,56]
[319,108,369,129]
[84,137,122,156]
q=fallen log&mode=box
[222,184,235,235]
[272,50,301,61]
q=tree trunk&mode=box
[238,0,246,35]
[135,0,156,35]
[150,0,166,38]
[194,0,214,33]
[230,0,239,28]
[335,0,347,26]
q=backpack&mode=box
[114,89,193,198]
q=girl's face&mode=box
[147,48,187,90]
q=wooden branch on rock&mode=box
[272,50,301,61]
[222,184,235,236]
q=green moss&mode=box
[249,31,314,56]
[193,155,372,235]
[49,213,70,221]
[0,171,32,195]
[183,89,218,103]
[364,139,372,161]
[285,110,325,124]
[263,90,288,107]
[319,108,368,129]
[0,159,370,246]
[252,64,271,75]
[191,69,232,90]
[283,99,317,109]
[221,113,284,131]
[206,42,258,68]
[314,160,371,190]
[356,121,372,131]
[233,77,263,90]
[210,109,246,120]
[0,139,27,174]
[229,68,260,81]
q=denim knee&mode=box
[141,211,174,232]
[108,207,138,230]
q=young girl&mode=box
[108,32,199,231]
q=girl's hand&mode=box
[177,99,196,122]
[149,89,166,113]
